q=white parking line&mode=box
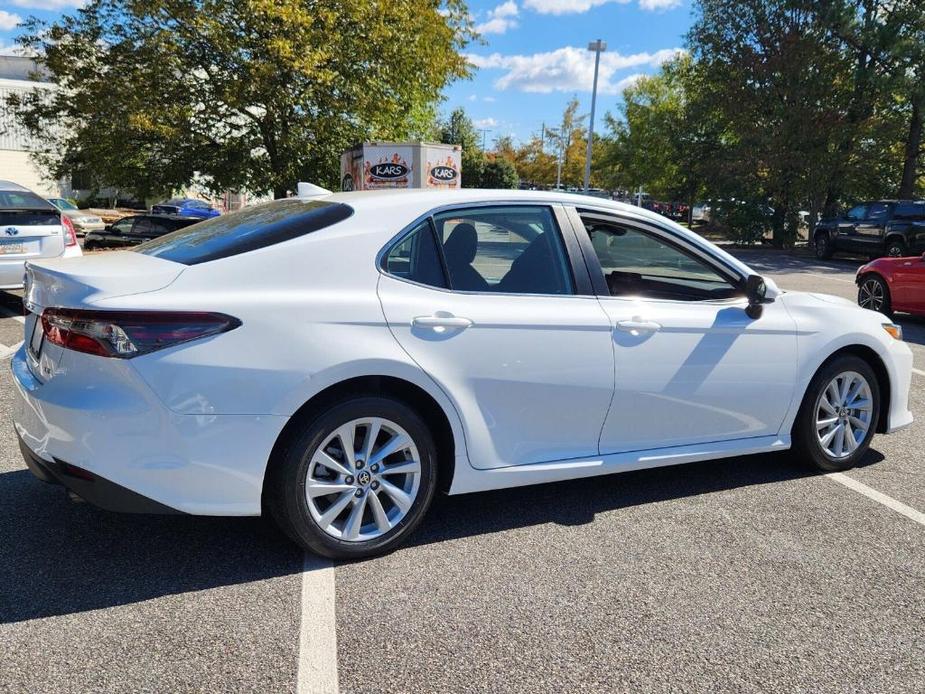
[827,473,925,527]
[297,554,339,694]
[0,340,23,360]
[0,304,25,324]
[912,367,925,378]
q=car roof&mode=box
[0,180,32,192]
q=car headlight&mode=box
[882,323,903,340]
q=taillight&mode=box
[41,309,240,358]
[62,215,78,247]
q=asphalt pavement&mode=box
[0,249,923,693]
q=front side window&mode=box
[583,218,741,301]
[866,202,889,221]
[432,206,573,295]
[846,205,867,221]
[111,217,135,234]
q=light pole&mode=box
[583,39,606,192]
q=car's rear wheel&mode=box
[857,274,892,316]
[267,396,438,559]
[885,238,907,257]
[792,355,879,472]
[814,232,833,259]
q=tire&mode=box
[814,232,834,259]
[266,395,438,559]
[885,238,907,258]
[792,355,880,472]
[857,274,892,316]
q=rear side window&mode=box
[134,199,353,265]
[895,202,925,220]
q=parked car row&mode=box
[83,214,201,250]
[815,200,925,260]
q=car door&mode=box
[856,202,890,253]
[377,203,616,470]
[569,209,798,453]
[889,254,925,313]
[107,216,136,247]
[836,204,867,251]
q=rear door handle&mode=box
[412,314,473,329]
[616,319,661,334]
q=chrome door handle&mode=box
[412,315,473,329]
[616,319,661,334]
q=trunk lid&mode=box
[24,250,186,311]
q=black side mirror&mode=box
[745,274,770,318]
[104,224,112,231]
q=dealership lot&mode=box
[1,250,923,693]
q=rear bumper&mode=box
[10,344,288,516]
[17,432,183,514]
[0,259,26,289]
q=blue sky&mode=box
[0,0,694,145]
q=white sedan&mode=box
[10,189,913,558]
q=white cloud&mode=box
[10,0,86,9]
[483,96,496,103]
[476,1,519,35]
[523,0,679,13]
[0,10,22,30]
[467,46,683,94]
[474,117,498,128]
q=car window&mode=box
[111,217,135,234]
[384,220,447,288]
[49,198,77,210]
[894,202,925,220]
[432,206,574,295]
[134,198,353,265]
[583,219,741,301]
[846,205,867,221]
[866,202,889,221]
[0,191,55,210]
[132,217,155,235]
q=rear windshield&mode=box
[0,190,56,211]
[133,199,354,265]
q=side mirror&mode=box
[745,274,770,319]
[104,224,112,231]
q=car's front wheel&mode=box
[267,396,438,559]
[857,274,892,316]
[793,355,880,472]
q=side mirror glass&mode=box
[745,274,768,318]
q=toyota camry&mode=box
[11,189,913,558]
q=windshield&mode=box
[50,199,78,210]
[134,198,353,265]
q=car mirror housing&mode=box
[745,274,771,318]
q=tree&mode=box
[479,156,519,189]
[10,0,474,199]
[439,107,484,189]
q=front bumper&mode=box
[11,344,288,516]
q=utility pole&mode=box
[555,133,563,190]
[479,129,491,151]
[583,39,606,192]
[540,122,545,153]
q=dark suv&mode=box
[814,200,925,259]
[83,213,200,250]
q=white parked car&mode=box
[1,180,82,289]
[11,189,913,558]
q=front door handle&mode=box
[616,319,661,335]
[412,314,473,329]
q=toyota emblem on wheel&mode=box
[4,227,18,236]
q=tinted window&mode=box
[111,217,135,234]
[134,199,353,265]
[584,218,740,301]
[384,221,447,288]
[432,206,573,294]
[866,202,889,221]
[132,217,155,235]
[846,205,867,221]
[895,202,925,220]
[0,190,55,211]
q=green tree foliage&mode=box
[438,106,484,188]
[479,155,519,189]
[10,0,474,199]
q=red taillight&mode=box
[62,215,78,247]
[41,309,240,358]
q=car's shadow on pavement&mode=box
[1,448,885,622]
[0,469,301,624]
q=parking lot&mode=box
[1,249,923,694]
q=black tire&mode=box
[814,231,834,259]
[857,274,892,316]
[884,237,907,258]
[792,355,880,472]
[266,395,438,559]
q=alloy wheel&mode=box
[858,278,884,311]
[305,417,421,541]
[814,371,873,459]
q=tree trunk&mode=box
[898,94,923,199]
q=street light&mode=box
[583,39,606,192]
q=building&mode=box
[0,55,69,197]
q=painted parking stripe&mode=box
[297,553,339,694]
[0,340,23,360]
[827,473,925,527]
[912,367,925,378]
[0,303,25,324]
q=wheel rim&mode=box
[858,279,884,311]
[814,371,873,459]
[888,245,903,257]
[305,417,421,542]
[816,236,827,254]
